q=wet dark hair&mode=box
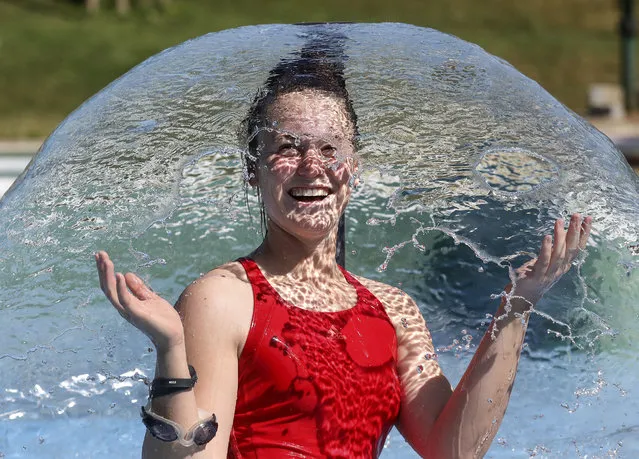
[242,34,359,180]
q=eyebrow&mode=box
[273,133,297,142]
[275,132,345,143]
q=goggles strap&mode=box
[150,364,197,399]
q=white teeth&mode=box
[290,188,329,197]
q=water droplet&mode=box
[400,318,408,328]
[416,365,424,374]
[487,398,493,403]
[478,266,485,273]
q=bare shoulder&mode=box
[176,260,253,355]
[186,260,249,290]
[178,261,251,306]
[354,275,421,321]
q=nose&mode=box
[296,146,325,178]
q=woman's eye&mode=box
[321,146,337,157]
[278,144,297,155]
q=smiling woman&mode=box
[94,28,593,459]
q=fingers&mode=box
[532,235,552,277]
[96,251,120,308]
[548,218,567,273]
[560,213,592,258]
[579,216,592,250]
[538,214,591,278]
[515,213,592,303]
[116,272,136,309]
[564,214,581,253]
[124,272,155,301]
[96,251,152,322]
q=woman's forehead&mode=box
[265,91,354,136]
[271,130,347,144]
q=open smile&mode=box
[287,186,333,203]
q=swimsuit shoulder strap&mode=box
[235,257,277,367]
[237,257,263,284]
[337,265,389,316]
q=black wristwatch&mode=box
[150,365,198,399]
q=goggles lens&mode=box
[149,420,179,442]
[192,417,219,446]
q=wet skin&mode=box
[96,89,592,458]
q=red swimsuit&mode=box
[228,258,402,459]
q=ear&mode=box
[247,166,259,187]
[351,159,360,189]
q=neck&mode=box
[252,220,342,282]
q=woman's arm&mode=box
[96,253,250,458]
[423,294,530,458]
[392,214,591,458]
[390,290,529,458]
[142,275,247,458]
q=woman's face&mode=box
[254,90,357,240]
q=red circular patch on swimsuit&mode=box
[342,315,396,367]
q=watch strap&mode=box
[150,365,197,399]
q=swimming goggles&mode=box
[140,403,218,447]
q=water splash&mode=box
[0,23,637,458]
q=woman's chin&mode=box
[284,215,338,240]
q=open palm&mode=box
[95,251,185,352]
[512,213,592,306]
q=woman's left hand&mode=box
[510,213,592,308]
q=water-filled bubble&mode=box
[0,23,638,457]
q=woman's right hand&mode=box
[95,251,185,353]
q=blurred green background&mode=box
[0,0,634,139]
